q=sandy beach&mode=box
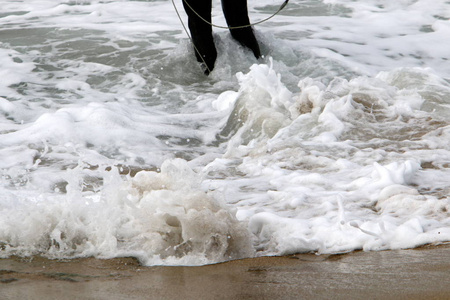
[1,244,449,300]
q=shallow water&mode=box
[1,0,449,265]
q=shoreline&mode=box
[1,244,450,299]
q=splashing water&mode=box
[1,0,449,265]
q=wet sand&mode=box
[1,244,449,300]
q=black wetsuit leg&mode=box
[183,0,217,74]
[221,0,261,59]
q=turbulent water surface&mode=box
[1,0,450,265]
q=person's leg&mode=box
[183,0,217,74]
[221,0,261,59]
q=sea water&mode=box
[0,0,449,265]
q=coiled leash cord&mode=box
[172,0,289,74]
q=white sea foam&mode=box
[206,63,450,256]
[1,0,449,265]
[0,159,253,265]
